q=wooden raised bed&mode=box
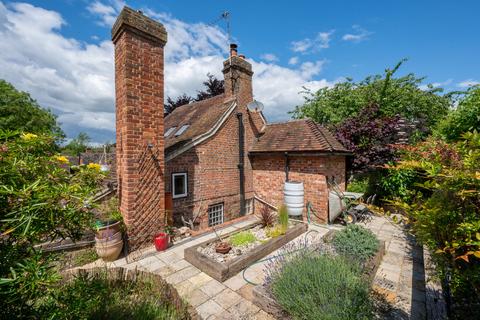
[184,222,308,282]
[252,230,385,319]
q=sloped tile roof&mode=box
[164,94,235,154]
[250,119,349,153]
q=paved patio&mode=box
[81,215,426,319]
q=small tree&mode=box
[436,85,480,141]
[64,132,90,161]
[0,130,104,318]
[0,80,63,137]
[335,104,400,172]
[195,73,224,101]
[164,94,193,115]
[290,60,451,132]
[164,73,224,116]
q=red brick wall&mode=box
[252,155,346,223]
[113,8,167,250]
[165,112,256,229]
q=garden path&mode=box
[81,215,426,319]
[362,216,427,320]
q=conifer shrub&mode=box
[332,224,379,263]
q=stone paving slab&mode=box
[81,215,425,319]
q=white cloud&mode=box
[342,25,372,43]
[260,53,278,62]
[0,1,115,137]
[87,0,125,26]
[0,1,337,140]
[457,79,480,88]
[291,30,334,53]
[288,56,299,65]
[419,79,453,91]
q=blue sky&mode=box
[0,0,479,144]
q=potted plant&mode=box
[94,197,124,261]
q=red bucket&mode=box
[154,232,169,251]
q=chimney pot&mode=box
[239,54,245,59]
[230,43,238,57]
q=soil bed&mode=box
[184,222,307,282]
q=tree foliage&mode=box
[0,80,63,137]
[335,104,400,171]
[290,60,451,130]
[436,85,480,142]
[164,73,224,115]
[63,132,91,156]
[389,132,480,311]
[0,130,104,318]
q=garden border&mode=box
[251,229,385,318]
[184,222,308,282]
[63,267,199,319]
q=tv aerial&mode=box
[210,11,231,43]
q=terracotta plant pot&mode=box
[95,231,122,244]
[95,220,122,239]
[215,242,232,254]
[95,238,123,262]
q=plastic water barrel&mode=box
[284,181,304,216]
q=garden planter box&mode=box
[252,229,385,319]
[184,222,308,282]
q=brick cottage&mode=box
[112,7,349,248]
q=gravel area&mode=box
[197,225,272,263]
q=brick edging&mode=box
[423,246,447,320]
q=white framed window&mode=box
[208,203,224,227]
[175,124,190,136]
[172,172,188,199]
[164,127,176,137]
[245,198,254,215]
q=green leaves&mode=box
[290,60,450,131]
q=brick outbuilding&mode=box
[164,45,349,228]
[112,8,349,245]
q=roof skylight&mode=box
[164,127,176,137]
[175,124,190,136]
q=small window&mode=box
[172,173,187,198]
[164,127,176,137]
[245,198,254,215]
[175,124,190,136]
[208,203,224,227]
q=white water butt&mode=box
[284,181,304,216]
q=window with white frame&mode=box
[172,173,187,199]
[245,198,254,215]
[208,203,224,227]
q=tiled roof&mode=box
[250,119,349,154]
[164,94,235,155]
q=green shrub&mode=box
[379,166,419,203]
[272,254,373,320]
[436,85,480,142]
[333,224,379,263]
[346,176,369,193]
[266,225,286,238]
[40,273,186,319]
[389,132,480,313]
[229,231,256,246]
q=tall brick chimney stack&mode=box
[112,7,167,250]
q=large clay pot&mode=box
[95,231,122,244]
[95,238,123,262]
[95,220,122,239]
